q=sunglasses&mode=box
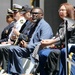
[31,12,42,14]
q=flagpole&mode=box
[10,0,13,10]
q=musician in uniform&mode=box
[0,4,33,74]
[0,9,14,43]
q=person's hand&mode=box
[41,39,51,48]
[41,39,51,44]
[13,28,20,36]
[49,44,55,48]
[1,40,14,45]
[11,35,17,40]
[8,39,14,44]
[20,40,27,48]
[1,42,8,44]
[10,28,20,40]
[40,39,54,48]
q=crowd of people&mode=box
[0,2,75,75]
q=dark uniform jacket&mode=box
[14,20,34,45]
[0,21,15,43]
